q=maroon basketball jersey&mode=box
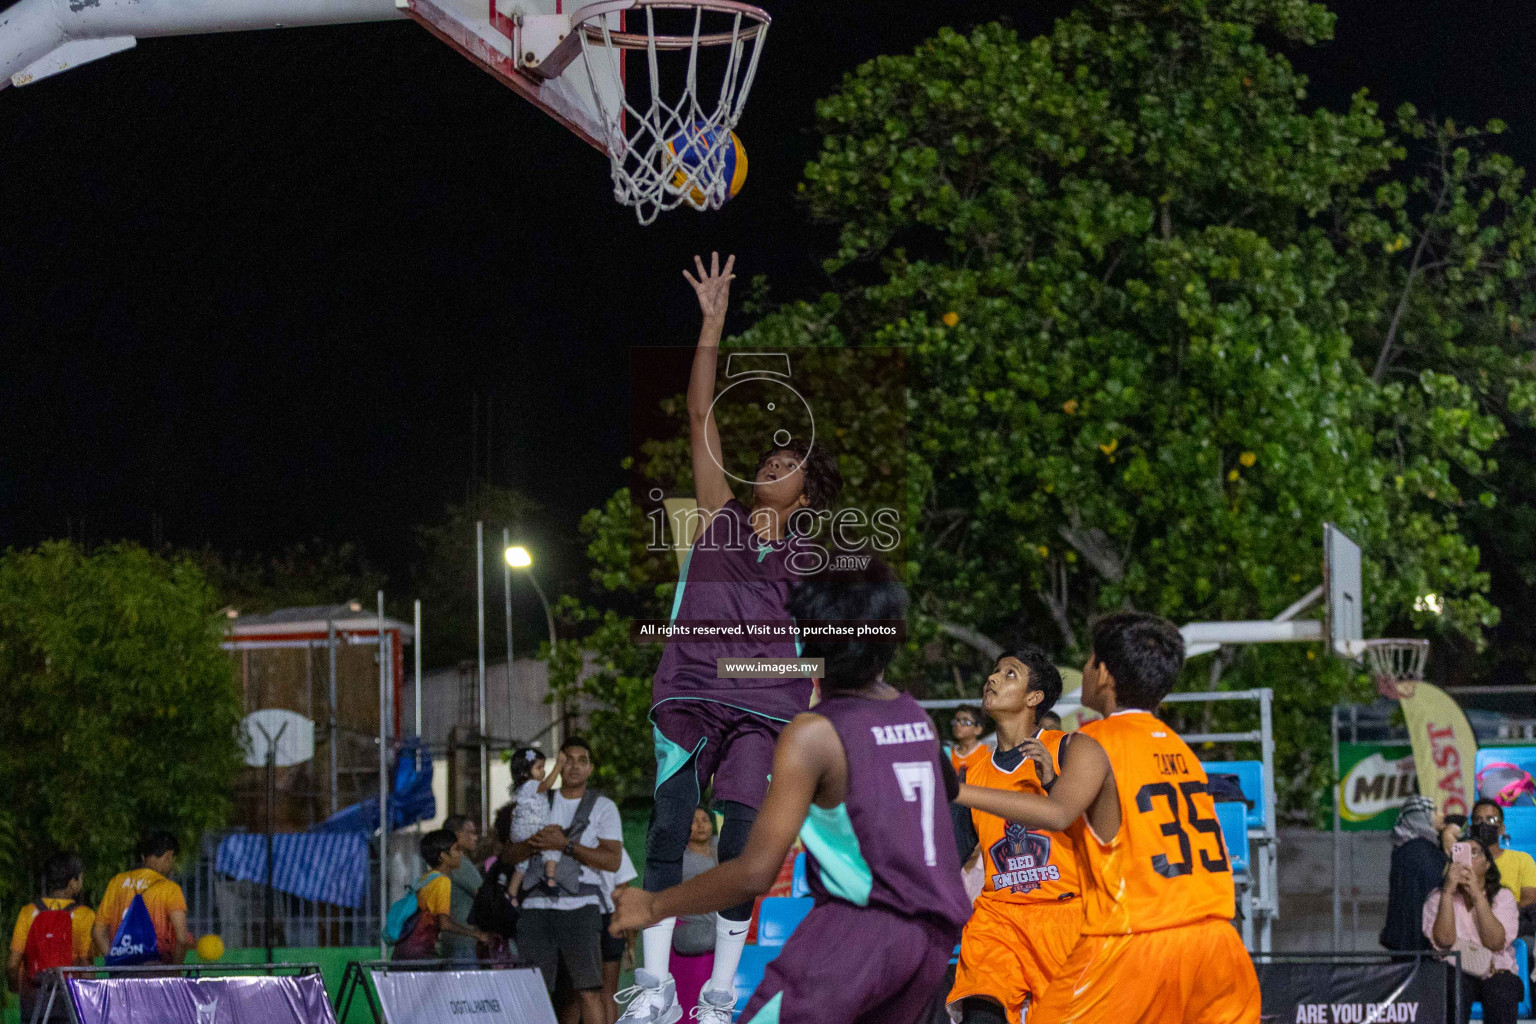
[652,499,814,720]
[800,692,973,932]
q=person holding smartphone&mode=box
[1423,837,1522,1024]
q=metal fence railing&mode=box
[175,833,381,949]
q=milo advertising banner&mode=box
[1338,743,1421,831]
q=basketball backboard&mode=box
[1324,522,1363,658]
[400,0,624,152]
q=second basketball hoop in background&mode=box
[667,122,748,206]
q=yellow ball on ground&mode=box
[196,934,225,962]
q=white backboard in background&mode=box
[242,708,316,768]
[1324,522,1363,657]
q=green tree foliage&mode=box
[188,539,386,615]
[412,485,544,667]
[0,542,243,913]
[559,0,1536,815]
[545,489,666,800]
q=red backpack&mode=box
[23,902,76,985]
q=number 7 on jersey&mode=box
[893,762,938,866]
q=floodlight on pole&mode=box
[505,545,561,749]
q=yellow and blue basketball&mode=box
[666,123,748,207]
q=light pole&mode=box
[502,526,515,754]
[475,521,488,831]
[504,545,561,750]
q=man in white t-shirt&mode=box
[520,738,624,1024]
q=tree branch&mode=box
[1374,149,1452,384]
[1037,559,1078,652]
[1058,521,1125,584]
[936,621,1003,661]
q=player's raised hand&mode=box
[684,252,736,322]
[609,887,657,935]
[1017,738,1057,789]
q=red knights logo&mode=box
[988,823,1060,894]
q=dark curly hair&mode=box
[1472,838,1504,906]
[755,441,842,511]
[510,746,545,789]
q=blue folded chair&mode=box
[733,944,781,1018]
[1502,807,1536,855]
[756,897,814,948]
[791,851,810,897]
[1469,938,1531,1020]
[1202,760,1265,830]
[1214,800,1250,875]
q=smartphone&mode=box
[1452,842,1473,867]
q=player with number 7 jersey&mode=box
[607,560,973,1024]
[958,612,1259,1024]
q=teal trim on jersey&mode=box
[652,726,706,795]
[649,695,795,724]
[668,547,695,624]
[799,803,872,907]
[744,992,782,1024]
[794,633,803,658]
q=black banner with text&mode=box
[1257,956,1453,1024]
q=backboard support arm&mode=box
[2,0,404,88]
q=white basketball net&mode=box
[1364,638,1429,700]
[571,0,769,225]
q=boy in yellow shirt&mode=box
[9,853,95,1022]
[393,828,491,961]
[92,831,192,964]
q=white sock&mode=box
[706,917,751,994]
[641,918,677,982]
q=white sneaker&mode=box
[615,969,683,1024]
[691,985,735,1024]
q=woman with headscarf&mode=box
[1381,795,1448,950]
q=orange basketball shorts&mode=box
[947,897,1084,1024]
[1029,916,1260,1024]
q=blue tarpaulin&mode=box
[216,832,371,908]
[314,740,435,834]
[218,743,435,908]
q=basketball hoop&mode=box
[568,0,769,224]
[1362,638,1429,700]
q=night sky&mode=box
[3,0,1535,595]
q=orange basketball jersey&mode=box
[950,742,991,781]
[970,731,1082,904]
[1070,711,1235,935]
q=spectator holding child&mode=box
[518,737,622,1024]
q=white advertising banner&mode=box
[369,968,557,1024]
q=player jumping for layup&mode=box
[612,559,973,1024]
[958,612,1260,1024]
[621,254,844,1024]
[948,647,1083,1024]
